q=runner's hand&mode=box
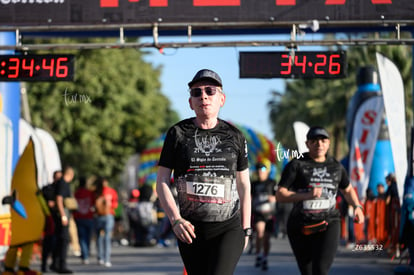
[244,236,249,250]
[310,187,322,198]
[173,219,196,244]
[353,206,365,224]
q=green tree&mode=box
[269,41,412,160]
[27,44,179,183]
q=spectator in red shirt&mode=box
[93,177,119,267]
[73,177,95,265]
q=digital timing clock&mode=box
[0,54,75,82]
[239,51,347,79]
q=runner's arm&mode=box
[156,166,181,224]
[276,186,320,203]
[236,168,251,230]
[156,166,195,244]
[340,184,365,224]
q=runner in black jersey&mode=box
[251,160,276,271]
[156,69,252,275]
[276,126,364,275]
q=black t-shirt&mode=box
[42,183,57,214]
[278,153,349,223]
[42,183,56,202]
[158,118,249,223]
[386,182,399,199]
[55,178,72,199]
[251,178,276,216]
[55,178,72,216]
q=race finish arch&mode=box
[0,1,413,51]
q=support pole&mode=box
[0,32,21,171]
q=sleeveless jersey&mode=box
[158,118,249,222]
[278,153,349,222]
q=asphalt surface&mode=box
[33,236,406,275]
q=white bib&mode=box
[186,181,225,199]
[303,198,330,210]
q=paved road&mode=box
[37,237,404,275]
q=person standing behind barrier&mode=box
[73,177,95,265]
[385,173,400,255]
[134,184,157,247]
[364,187,377,244]
[41,170,62,273]
[94,177,118,268]
[375,183,388,244]
[251,159,276,271]
[52,166,75,274]
[126,189,140,246]
[276,126,364,275]
[156,69,252,275]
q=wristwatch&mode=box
[244,228,253,237]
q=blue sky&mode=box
[141,35,290,139]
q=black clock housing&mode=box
[240,51,347,79]
[0,54,75,82]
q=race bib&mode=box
[184,175,232,204]
[186,181,225,198]
[303,199,330,211]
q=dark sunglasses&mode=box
[308,138,329,145]
[189,86,219,97]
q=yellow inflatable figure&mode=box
[2,139,46,275]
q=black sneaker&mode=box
[57,268,73,274]
[255,256,262,267]
[49,264,58,272]
[262,259,268,271]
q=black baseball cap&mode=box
[188,69,223,88]
[255,159,271,170]
[306,126,330,140]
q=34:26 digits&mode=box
[280,54,342,75]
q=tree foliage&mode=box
[269,36,412,160]
[27,41,179,182]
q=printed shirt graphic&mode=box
[159,118,249,222]
[301,166,337,214]
[278,153,349,222]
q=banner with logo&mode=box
[349,96,384,199]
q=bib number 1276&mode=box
[186,182,224,198]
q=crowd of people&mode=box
[40,166,119,273]
[338,172,402,256]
